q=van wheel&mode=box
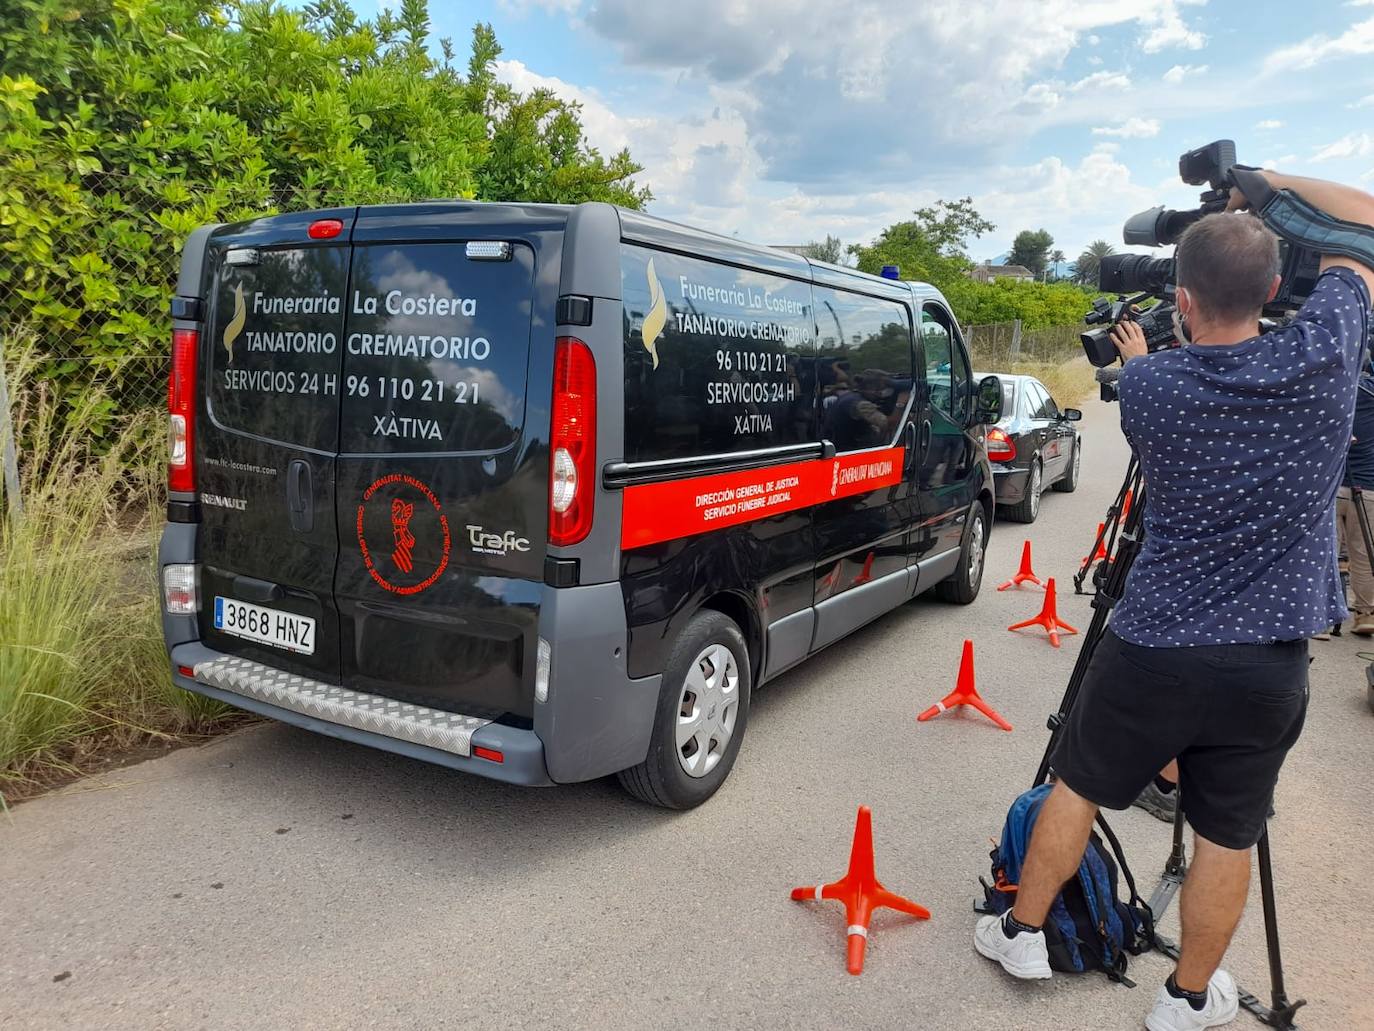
[1005,459,1042,523]
[1052,439,1080,493]
[935,503,987,605]
[616,610,751,809]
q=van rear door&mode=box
[197,209,354,679]
[333,206,561,722]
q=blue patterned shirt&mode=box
[1112,267,1372,646]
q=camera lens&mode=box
[1098,254,1175,294]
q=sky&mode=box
[352,0,1374,263]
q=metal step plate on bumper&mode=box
[192,655,492,757]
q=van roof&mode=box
[209,199,941,302]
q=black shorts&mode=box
[1051,629,1309,850]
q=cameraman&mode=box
[975,171,1374,1031]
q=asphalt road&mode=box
[5,396,1374,1031]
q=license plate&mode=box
[213,597,316,655]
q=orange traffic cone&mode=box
[1082,523,1109,565]
[997,540,1044,591]
[917,639,1012,731]
[791,805,930,974]
[1008,577,1079,648]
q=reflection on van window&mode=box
[814,287,914,454]
[921,302,968,422]
[339,243,533,454]
[621,246,818,462]
[207,246,347,451]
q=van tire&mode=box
[616,610,751,810]
[935,502,987,605]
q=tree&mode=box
[800,235,845,264]
[848,197,994,290]
[0,0,650,422]
[1048,249,1066,282]
[1072,240,1117,287]
[1009,229,1055,279]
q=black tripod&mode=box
[1035,459,1306,1030]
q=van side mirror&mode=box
[1061,408,1083,422]
[971,375,1003,426]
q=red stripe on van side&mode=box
[620,446,905,550]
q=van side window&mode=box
[621,246,818,462]
[813,287,915,454]
[920,302,970,423]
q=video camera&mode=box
[1081,139,1324,372]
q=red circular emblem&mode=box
[356,473,451,595]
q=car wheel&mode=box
[1052,438,1081,493]
[936,502,988,604]
[616,609,751,809]
[1006,459,1042,523]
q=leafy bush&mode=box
[0,0,649,424]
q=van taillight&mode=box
[986,426,1016,462]
[548,337,596,547]
[168,327,198,493]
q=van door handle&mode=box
[902,421,918,472]
[918,420,932,459]
[286,459,313,533]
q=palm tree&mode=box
[1073,240,1116,286]
[1047,248,1066,282]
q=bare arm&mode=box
[1229,171,1374,299]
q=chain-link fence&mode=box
[0,173,327,515]
[964,320,1084,371]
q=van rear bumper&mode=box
[169,642,553,787]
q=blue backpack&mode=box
[980,784,1153,982]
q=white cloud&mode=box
[1070,70,1132,91]
[573,1,1217,187]
[1255,119,1284,130]
[1140,2,1207,52]
[1265,15,1374,72]
[1312,132,1374,162]
[1352,94,1374,108]
[1092,117,1162,139]
[494,60,642,153]
[1162,63,1207,84]
[1260,154,1298,170]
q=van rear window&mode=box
[621,246,817,462]
[206,246,347,451]
[340,243,533,454]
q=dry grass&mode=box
[1,339,239,807]
[1007,356,1099,408]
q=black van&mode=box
[159,203,1002,809]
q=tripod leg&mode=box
[1147,789,1188,925]
[1256,828,1305,1028]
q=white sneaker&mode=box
[1145,970,1240,1031]
[973,911,1052,980]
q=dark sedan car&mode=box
[975,372,1082,523]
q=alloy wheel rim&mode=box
[1073,443,1081,484]
[968,513,985,585]
[675,644,739,778]
[1029,463,1042,517]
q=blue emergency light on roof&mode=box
[881,265,900,280]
